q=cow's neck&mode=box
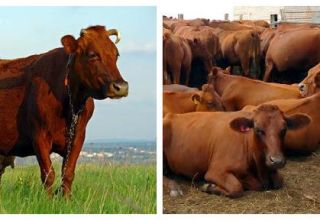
[247,134,269,182]
[66,57,87,116]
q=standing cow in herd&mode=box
[163,29,192,85]
[264,28,320,83]
[0,25,128,198]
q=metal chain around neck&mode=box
[62,54,85,182]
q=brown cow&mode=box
[210,67,300,111]
[298,63,320,97]
[163,105,310,197]
[0,26,128,198]
[244,92,320,154]
[163,84,199,92]
[235,20,270,28]
[174,26,221,87]
[0,155,15,182]
[264,28,320,82]
[163,83,224,116]
[213,28,261,78]
[163,30,192,85]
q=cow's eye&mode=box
[279,128,287,138]
[207,102,214,108]
[255,128,265,136]
[88,51,99,60]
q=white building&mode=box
[234,6,320,23]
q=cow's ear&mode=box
[201,84,209,91]
[192,94,201,105]
[285,113,311,130]
[229,117,253,133]
[315,73,320,88]
[193,38,199,44]
[61,35,78,54]
[208,68,218,83]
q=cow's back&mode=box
[0,55,41,153]
[267,29,320,72]
[164,111,250,177]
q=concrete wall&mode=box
[234,6,320,23]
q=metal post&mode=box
[270,14,278,28]
[224,13,229,21]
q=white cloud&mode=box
[119,42,156,54]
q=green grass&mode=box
[0,163,156,214]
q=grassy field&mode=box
[164,149,320,214]
[0,163,156,214]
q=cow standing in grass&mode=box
[0,25,128,198]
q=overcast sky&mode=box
[0,6,156,142]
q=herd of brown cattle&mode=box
[163,17,320,198]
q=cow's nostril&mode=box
[298,83,305,91]
[112,83,121,91]
[270,156,284,166]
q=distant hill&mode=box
[85,138,156,144]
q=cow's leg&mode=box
[163,70,171,85]
[263,59,274,82]
[163,176,183,197]
[204,170,243,198]
[172,64,181,84]
[242,175,263,191]
[240,56,250,77]
[269,170,283,189]
[182,65,191,86]
[34,132,55,196]
[0,167,4,183]
[60,130,85,198]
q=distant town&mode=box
[15,140,156,165]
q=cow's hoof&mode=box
[54,187,63,196]
[170,189,183,197]
[201,183,221,195]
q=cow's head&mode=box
[192,84,224,111]
[298,64,320,97]
[230,104,311,169]
[61,25,128,100]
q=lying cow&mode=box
[0,26,128,198]
[210,67,301,111]
[298,62,320,97]
[163,104,310,198]
[163,83,224,116]
[243,92,320,154]
[163,84,199,93]
[0,155,15,182]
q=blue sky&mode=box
[0,6,156,141]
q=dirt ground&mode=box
[163,149,320,214]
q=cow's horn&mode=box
[80,29,87,36]
[108,29,121,44]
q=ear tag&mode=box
[240,125,250,132]
[64,77,68,86]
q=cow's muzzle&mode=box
[298,83,307,97]
[267,155,286,169]
[108,80,129,98]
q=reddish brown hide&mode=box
[0,25,128,198]
[209,67,301,111]
[163,105,310,198]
